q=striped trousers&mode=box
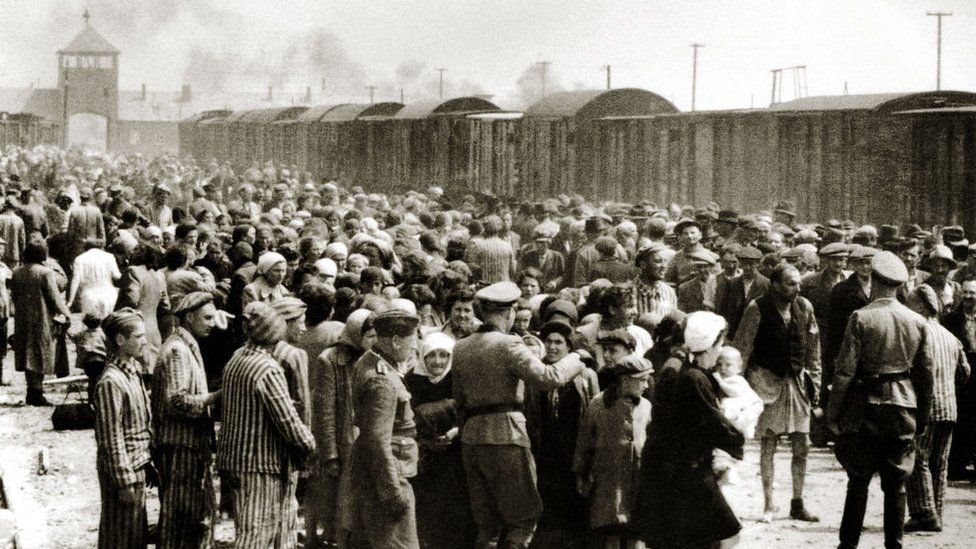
[226,471,298,549]
[907,421,955,520]
[98,468,147,549]
[156,445,216,549]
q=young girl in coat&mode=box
[574,349,653,549]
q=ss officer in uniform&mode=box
[452,281,587,549]
[348,309,422,549]
[827,251,934,549]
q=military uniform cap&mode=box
[476,281,521,309]
[850,246,879,260]
[819,242,849,257]
[173,291,214,316]
[871,251,909,284]
[374,309,420,337]
[689,249,717,266]
[736,246,763,261]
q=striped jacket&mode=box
[632,277,677,319]
[274,341,311,427]
[94,356,152,487]
[216,344,316,474]
[924,319,971,422]
[469,236,516,283]
[152,327,214,450]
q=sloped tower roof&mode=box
[58,14,119,55]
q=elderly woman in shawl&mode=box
[306,309,377,548]
[242,252,290,309]
[404,332,475,549]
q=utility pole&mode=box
[400,88,404,104]
[690,43,704,111]
[603,65,612,90]
[537,61,551,97]
[435,68,447,99]
[927,11,951,90]
[365,85,376,104]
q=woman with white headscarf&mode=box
[242,251,290,309]
[636,311,745,549]
[405,332,475,548]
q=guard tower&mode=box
[57,10,119,150]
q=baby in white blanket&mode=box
[713,346,764,485]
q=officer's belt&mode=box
[857,371,910,384]
[464,403,524,418]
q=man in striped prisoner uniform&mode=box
[905,285,971,532]
[216,302,316,549]
[270,296,312,426]
[152,292,221,549]
[94,309,154,549]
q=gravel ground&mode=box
[2,362,975,548]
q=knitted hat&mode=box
[243,302,286,345]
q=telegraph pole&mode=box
[435,68,447,99]
[400,88,404,104]
[690,43,704,111]
[603,65,612,90]
[365,85,376,104]
[927,11,951,90]
[537,61,551,97]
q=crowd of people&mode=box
[0,142,973,549]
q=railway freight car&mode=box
[178,110,230,161]
[377,97,499,193]
[466,111,524,196]
[0,112,59,148]
[274,105,337,174]
[244,107,308,168]
[595,91,976,224]
[521,88,678,199]
[313,102,403,184]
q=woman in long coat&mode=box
[636,311,744,549]
[305,309,376,548]
[11,240,71,405]
[116,244,170,372]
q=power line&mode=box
[926,11,952,90]
[690,43,704,111]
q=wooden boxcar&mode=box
[465,112,523,196]
[277,105,338,175]
[244,107,307,168]
[377,97,499,193]
[179,110,230,162]
[313,102,404,184]
[595,91,976,224]
[521,88,678,199]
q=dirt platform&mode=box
[1,364,974,548]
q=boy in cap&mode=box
[453,281,587,549]
[573,355,652,549]
[828,251,935,549]
[677,249,716,313]
[348,309,422,548]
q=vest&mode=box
[750,294,807,378]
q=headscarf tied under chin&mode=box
[415,332,455,384]
[256,252,287,277]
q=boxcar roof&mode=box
[770,91,976,113]
[394,97,499,119]
[238,106,308,123]
[525,88,678,120]
[321,102,405,122]
[181,110,233,124]
[295,105,339,122]
[466,112,525,120]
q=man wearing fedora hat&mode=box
[773,200,797,227]
[665,218,707,285]
[912,245,959,318]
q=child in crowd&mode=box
[574,354,653,549]
[712,346,764,486]
[71,312,107,402]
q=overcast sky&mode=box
[2,0,975,110]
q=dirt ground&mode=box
[1,361,975,548]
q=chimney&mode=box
[305,86,312,103]
[266,85,273,102]
[141,84,146,101]
[180,84,192,103]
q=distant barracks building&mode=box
[0,12,338,153]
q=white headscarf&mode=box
[256,252,287,277]
[416,332,455,384]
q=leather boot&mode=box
[26,389,53,406]
[883,491,907,549]
[790,498,819,522]
[839,479,869,548]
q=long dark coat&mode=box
[11,263,71,375]
[636,360,744,548]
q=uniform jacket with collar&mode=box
[714,273,769,338]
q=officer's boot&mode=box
[883,490,907,549]
[838,478,870,549]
